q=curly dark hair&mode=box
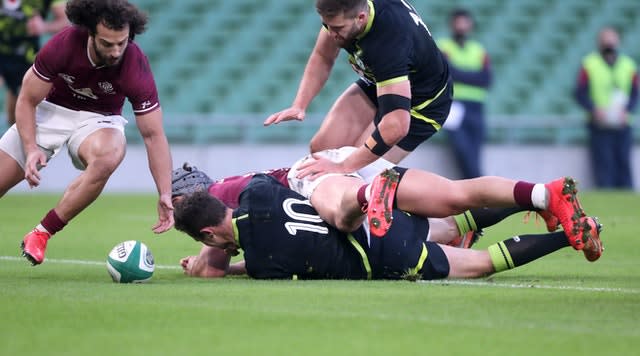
[316,0,367,18]
[174,191,228,242]
[65,0,148,39]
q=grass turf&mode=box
[1,191,639,355]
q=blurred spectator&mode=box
[438,8,491,179]
[575,27,638,189]
[0,0,69,125]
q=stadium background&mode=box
[1,0,639,191]
[1,3,639,355]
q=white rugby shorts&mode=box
[0,100,127,170]
[287,146,395,199]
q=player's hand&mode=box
[264,107,306,126]
[296,153,347,181]
[24,149,47,188]
[180,256,196,274]
[152,194,174,233]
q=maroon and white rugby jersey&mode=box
[32,26,159,116]
[208,168,291,208]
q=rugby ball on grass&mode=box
[106,240,154,283]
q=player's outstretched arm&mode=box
[181,245,231,278]
[135,108,174,233]
[15,69,53,187]
[227,260,246,275]
[264,29,339,126]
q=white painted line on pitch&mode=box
[2,255,638,293]
[421,279,640,294]
[0,255,181,270]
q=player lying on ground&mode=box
[172,145,600,255]
[173,174,603,280]
[172,161,524,250]
[171,163,529,277]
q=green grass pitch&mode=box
[1,191,639,355]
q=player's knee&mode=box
[86,149,125,178]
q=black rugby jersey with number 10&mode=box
[233,175,370,280]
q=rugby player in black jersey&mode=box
[265,0,452,181]
[173,174,603,281]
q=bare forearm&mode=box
[341,145,381,173]
[15,95,39,151]
[227,260,247,275]
[292,30,339,109]
[143,133,172,196]
[188,258,227,278]
[293,53,334,109]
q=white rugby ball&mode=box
[106,240,155,283]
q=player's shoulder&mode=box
[122,40,149,66]
[126,40,146,57]
[365,0,413,44]
[119,40,155,80]
[373,0,412,25]
[37,26,84,63]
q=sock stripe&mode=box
[488,241,515,272]
[497,241,514,269]
[463,211,478,231]
[453,211,477,235]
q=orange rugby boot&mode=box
[581,217,603,262]
[545,177,587,250]
[368,169,400,238]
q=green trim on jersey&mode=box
[232,214,248,246]
[356,0,376,40]
[347,234,372,279]
[376,75,409,88]
[407,243,428,276]
[407,82,449,130]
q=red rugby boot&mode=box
[545,177,586,250]
[368,169,400,238]
[581,217,603,262]
[447,230,483,249]
[21,229,51,265]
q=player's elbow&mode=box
[381,113,410,143]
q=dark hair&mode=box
[65,0,148,39]
[173,191,228,241]
[449,8,473,22]
[316,0,367,18]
